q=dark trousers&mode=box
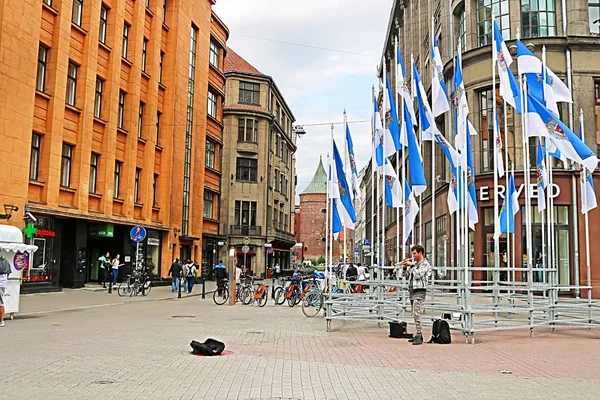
[100,268,108,287]
[187,277,195,293]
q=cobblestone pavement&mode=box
[2,290,600,399]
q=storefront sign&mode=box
[89,223,114,238]
[23,223,38,239]
[35,229,56,237]
[13,251,29,271]
[147,238,160,246]
[478,183,560,202]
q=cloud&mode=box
[213,0,393,203]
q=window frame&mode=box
[153,174,158,207]
[122,23,130,59]
[476,0,510,46]
[141,38,149,72]
[36,45,48,92]
[159,51,165,83]
[209,40,219,68]
[207,90,217,118]
[99,4,108,44]
[203,191,214,219]
[66,62,78,106]
[162,0,167,23]
[72,0,83,27]
[94,77,103,119]
[589,1,600,36]
[30,133,41,181]
[134,167,141,203]
[205,139,215,169]
[118,90,126,129]
[138,102,145,138]
[238,81,260,105]
[60,143,73,188]
[521,0,557,38]
[114,161,122,199]
[156,111,161,144]
[237,118,258,143]
[90,153,99,194]
[236,157,258,183]
[235,200,257,226]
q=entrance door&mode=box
[180,246,191,263]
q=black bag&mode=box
[190,339,225,356]
[428,319,451,344]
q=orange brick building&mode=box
[0,0,227,291]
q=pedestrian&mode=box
[185,260,197,294]
[182,260,190,293]
[402,245,432,346]
[0,254,12,327]
[235,263,243,294]
[214,259,227,294]
[168,259,182,292]
[274,263,281,280]
[97,251,110,288]
[111,254,123,286]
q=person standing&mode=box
[168,259,182,292]
[0,254,11,327]
[98,252,110,288]
[214,259,227,294]
[235,263,243,294]
[111,254,122,286]
[185,261,197,294]
[402,245,432,346]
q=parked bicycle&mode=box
[239,276,268,307]
[118,268,151,297]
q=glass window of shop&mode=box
[483,208,510,284]
[145,230,161,277]
[26,217,58,284]
[477,0,510,46]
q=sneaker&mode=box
[0,322,5,327]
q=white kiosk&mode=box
[0,225,37,319]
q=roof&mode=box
[301,157,327,195]
[224,49,263,75]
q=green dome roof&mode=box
[301,156,327,195]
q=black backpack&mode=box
[428,319,451,344]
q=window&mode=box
[36,45,48,92]
[234,201,257,226]
[114,161,122,199]
[146,0,150,8]
[237,119,258,142]
[66,62,78,106]
[205,140,215,168]
[458,6,467,52]
[141,38,148,72]
[94,78,103,118]
[203,191,213,219]
[522,0,556,38]
[43,0,52,6]
[118,90,126,129]
[134,168,141,203]
[207,90,217,118]
[90,154,98,194]
[479,88,516,173]
[236,157,258,182]
[209,41,219,68]
[159,51,164,83]
[182,26,197,236]
[436,215,447,271]
[162,0,167,22]
[156,112,161,144]
[239,81,260,105]
[99,5,108,43]
[476,0,510,46]
[138,102,145,138]
[589,1,600,36]
[276,104,281,123]
[61,143,73,188]
[72,0,83,26]
[30,133,41,181]
[153,174,158,206]
[273,168,279,191]
[122,23,130,59]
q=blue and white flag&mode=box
[495,172,520,239]
[579,118,597,214]
[328,164,343,236]
[385,74,402,156]
[345,123,360,197]
[413,61,437,141]
[526,93,599,172]
[546,138,568,166]
[454,49,469,154]
[372,97,385,170]
[493,21,522,114]
[383,158,403,208]
[434,132,459,214]
[331,140,357,230]
[517,40,572,104]
[403,179,420,245]
[431,34,450,117]
[536,138,548,212]
[494,112,505,178]
[466,129,479,230]
[406,103,427,196]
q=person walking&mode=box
[182,260,190,293]
[168,259,182,292]
[402,245,432,346]
[98,251,110,288]
[274,263,281,281]
[111,254,123,286]
[185,261,197,294]
[0,254,11,327]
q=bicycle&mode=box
[212,278,245,305]
[239,277,268,307]
[302,286,324,317]
[118,269,151,297]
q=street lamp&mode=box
[293,125,306,139]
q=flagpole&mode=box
[504,102,511,285]
[343,110,348,270]
[580,109,592,315]
[329,124,334,287]
[430,15,436,277]
[491,12,500,296]
[540,139,546,285]
[371,86,376,269]
[382,60,387,269]
[395,35,401,265]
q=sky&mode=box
[213,0,394,203]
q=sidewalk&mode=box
[16,280,218,315]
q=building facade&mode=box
[221,50,297,276]
[374,0,600,297]
[0,0,227,291]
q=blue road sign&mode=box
[130,226,147,243]
[354,248,359,253]
[364,239,371,246]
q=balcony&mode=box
[230,225,261,236]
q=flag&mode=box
[536,138,548,212]
[431,33,450,117]
[524,60,559,116]
[454,49,469,154]
[516,40,572,104]
[385,74,402,156]
[546,138,568,166]
[466,130,479,230]
[526,93,599,172]
[494,112,505,178]
[328,163,343,237]
[493,21,522,114]
[331,140,357,229]
[372,97,385,170]
[403,179,420,245]
[345,123,360,197]
[413,61,437,141]
[495,172,520,238]
[434,132,460,215]
[383,158,403,208]
[580,118,597,214]
[406,106,427,196]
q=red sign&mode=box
[35,229,56,237]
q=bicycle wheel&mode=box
[302,292,323,318]
[141,280,152,296]
[117,281,129,297]
[273,287,285,305]
[213,286,229,305]
[256,292,268,307]
[241,286,254,305]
